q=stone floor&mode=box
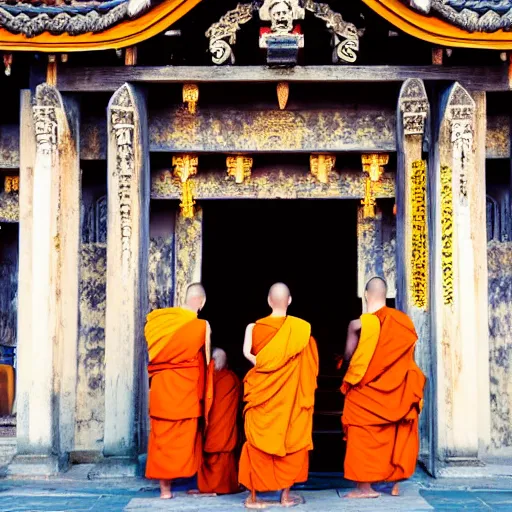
[1,466,512,511]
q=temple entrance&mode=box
[201,199,360,473]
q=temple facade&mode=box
[0,0,511,478]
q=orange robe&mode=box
[239,316,319,492]
[145,307,207,480]
[198,366,241,494]
[342,306,426,483]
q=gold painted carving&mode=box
[226,155,253,184]
[172,154,198,183]
[182,84,199,114]
[277,82,289,110]
[361,153,389,182]
[310,154,336,184]
[173,154,198,217]
[441,164,454,306]
[4,176,19,194]
[411,160,428,309]
[361,153,388,218]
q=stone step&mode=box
[0,437,16,466]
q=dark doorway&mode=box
[201,200,360,473]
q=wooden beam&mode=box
[55,65,510,92]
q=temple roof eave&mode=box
[361,0,512,50]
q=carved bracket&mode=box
[361,153,388,217]
[182,84,199,114]
[226,155,253,184]
[173,154,198,217]
[310,154,336,184]
[3,176,19,194]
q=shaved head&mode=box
[184,282,206,312]
[268,282,291,310]
[212,347,227,371]
[365,276,387,299]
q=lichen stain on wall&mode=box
[75,243,106,451]
[149,237,174,310]
[488,240,512,449]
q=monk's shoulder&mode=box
[382,307,416,332]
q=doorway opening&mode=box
[201,199,360,473]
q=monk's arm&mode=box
[243,323,256,366]
[344,319,362,361]
[205,321,212,365]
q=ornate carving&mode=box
[304,0,362,63]
[110,85,135,266]
[399,78,429,136]
[361,177,376,218]
[182,84,199,115]
[411,160,428,309]
[448,83,474,206]
[277,82,290,110]
[172,154,198,183]
[310,154,336,184]
[406,0,512,33]
[207,1,362,65]
[226,155,253,184]
[205,3,257,65]
[33,84,60,156]
[3,176,18,194]
[173,155,198,217]
[361,153,389,182]
[441,164,454,306]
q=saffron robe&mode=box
[342,307,426,483]
[239,316,319,492]
[198,366,241,494]
[145,307,208,480]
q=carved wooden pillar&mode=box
[174,209,203,307]
[396,78,432,469]
[430,83,490,472]
[9,85,80,476]
[102,84,149,471]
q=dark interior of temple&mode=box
[201,199,360,473]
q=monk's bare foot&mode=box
[345,483,380,499]
[280,491,304,507]
[159,480,173,499]
[244,496,268,509]
[186,489,200,495]
[391,483,400,496]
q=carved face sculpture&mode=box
[269,0,294,33]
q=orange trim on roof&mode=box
[362,0,512,49]
[0,0,201,52]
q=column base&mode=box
[87,456,138,479]
[436,457,487,477]
[7,453,67,477]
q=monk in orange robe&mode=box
[239,282,319,509]
[145,283,211,499]
[341,277,426,499]
[195,347,241,495]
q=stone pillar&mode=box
[100,84,149,474]
[396,79,433,469]
[429,82,489,473]
[173,209,203,307]
[9,85,80,476]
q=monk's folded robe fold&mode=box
[239,315,319,492]
[145,307,209,481]
[198,363,241,494]
[342,307,426,483]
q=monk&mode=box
[341,277,426,499]
[239,283,319,509]
[144,283,211,499]
[194,347,241,495]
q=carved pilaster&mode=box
[310,154,335,184]
[361,153,388,217]
[103,83,149,466]
[400,79,429,136]
[227,155,253,184]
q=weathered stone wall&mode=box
[75,243,106,452]
[0,224,18,352]
[488,240,512,451]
